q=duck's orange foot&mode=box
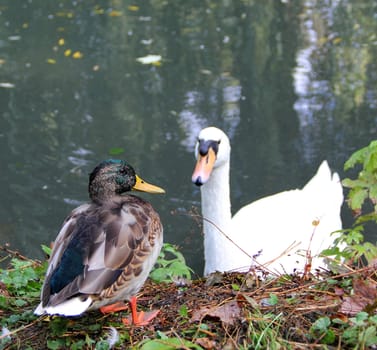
[100,302,129,314]
[122,309,160,326]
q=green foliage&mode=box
[48,317,69,337]
[306,305,377,348]
[240,294,287,349]
[178,304,189,318]
[331,312,377,348]
[310,316,336,344]
[245,312,286,350]
[0,259,41,295]
[267,293,279,306]
[41,244,52,256]
[46,336,95,350]
[328,140,377,266]
[342,312,377,347]
[343,140,377,212]
[139,331,202,350]
[309,141,377,349]
[0,258,44,318]
[149,243,193,283]
[0,255,45,349]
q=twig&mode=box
[0,244,42,265]
[0,317,40,340]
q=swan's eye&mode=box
[217,140,221,144]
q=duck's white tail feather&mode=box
[34,296,93,316]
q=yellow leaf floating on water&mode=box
[56,11,74,18]
[47,58,56,64]
[22,23,29,29]
[109,10,122,17]
[136,54,162,65]
[58,38,65,46]
[93,6,105,15]
[72,51,83,59]
[64,49,72,57]
[128,5,139,11]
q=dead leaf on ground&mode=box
[195,337,217,349]
[0,281,9,297]
[191,300,241,325]
[339,278,377,315]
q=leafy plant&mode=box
[325,140,377,266]
[0,251,45,349]
[342,140,377,214]
[139,331,202,350]
[240,294,287,349]
[333,312,377,348]
[149,243,193,283]
[0,257,44,324]
[309,316,336,344]
[244,311,286,350]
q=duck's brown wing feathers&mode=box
[41,195,162,308]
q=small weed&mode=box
[331,140,377,266]
[310,316,336,344]
[244,310,286,350]
[312,312,377,349]
[139,330,202,350]
[149,243,193,283]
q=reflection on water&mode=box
[0,1,376,275]
[179,76,241,152]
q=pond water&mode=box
[1,1,376,275]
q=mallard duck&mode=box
[192,127,343,276]
[34,159,165,325]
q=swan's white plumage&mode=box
[192,127,343,276]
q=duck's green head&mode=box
[88,159,165,202]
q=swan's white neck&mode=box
[200,160,237,275]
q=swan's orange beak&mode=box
[192,147,216,186]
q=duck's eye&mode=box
[119,168,127,176]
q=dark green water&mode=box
[1,1,376,274]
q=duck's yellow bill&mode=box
[133,175,165,194]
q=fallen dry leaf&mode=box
[339,278,377,315]
[195,337,217,349]
[191,300,241,325]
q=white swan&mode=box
[192,127,343,276]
